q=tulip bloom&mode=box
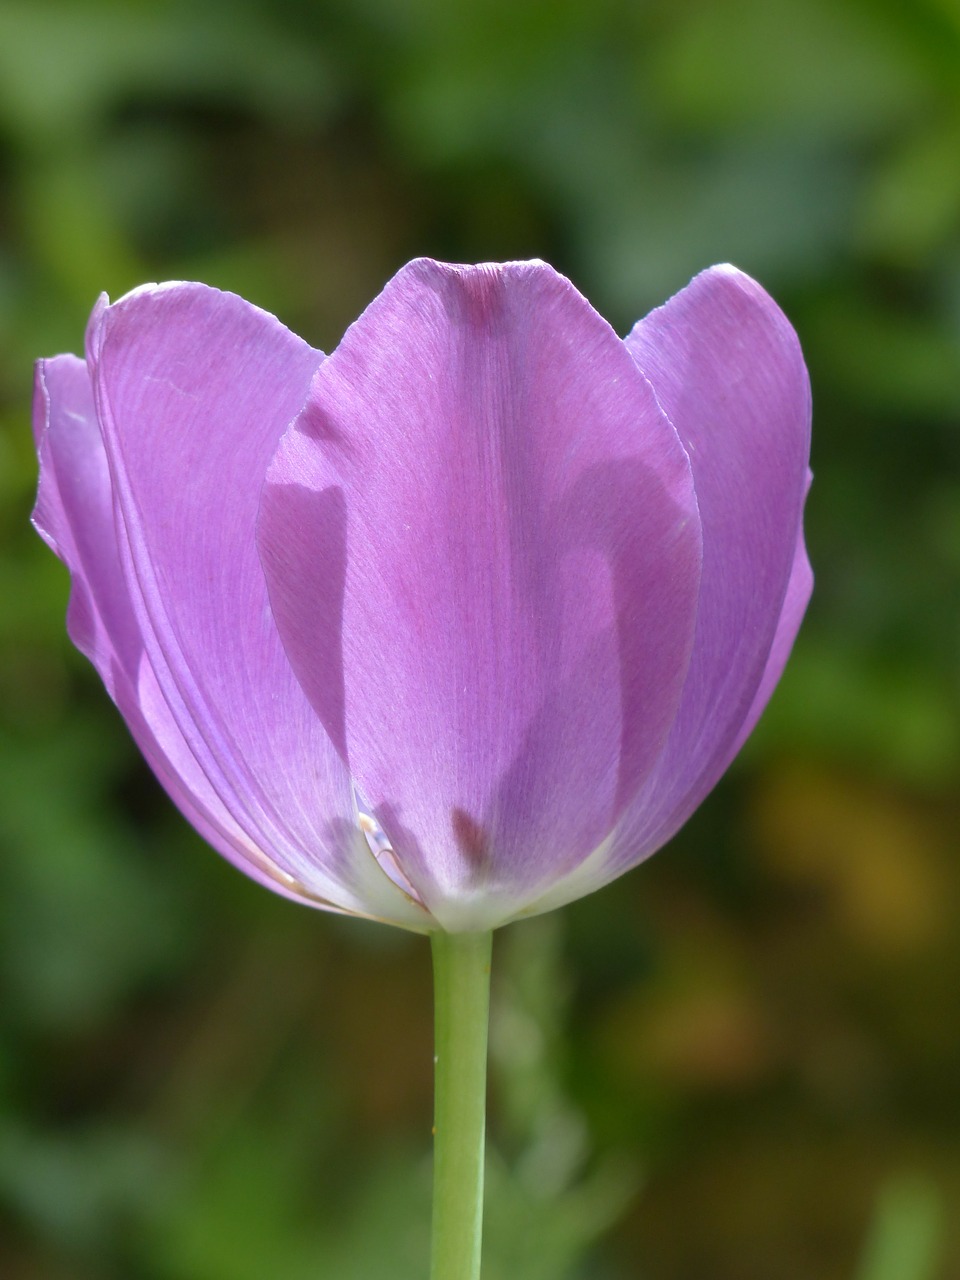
[34,258,811,1278]
[33,258,811,934]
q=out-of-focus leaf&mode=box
[0,716,192,1031]
[0,0,338,146]
[860,114,960,265]
[856,1174,944,1280]
[649,0,932,137]
[809,294,960,417]
[752,639,960,788]
[0,1123,167,1255]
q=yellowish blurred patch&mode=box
[597,915,774,1091]
[749,761,949,955]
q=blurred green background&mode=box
[1,0,958,1276]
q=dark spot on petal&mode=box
[452,808,489,868]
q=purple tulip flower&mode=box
[32,258,811,934]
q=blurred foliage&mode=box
[0,0,958,1276]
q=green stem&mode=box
[430,929,493,1280]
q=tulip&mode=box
[33,258,811,1278]
[32,258,811,931]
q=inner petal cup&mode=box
[258,259,704,932]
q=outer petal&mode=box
[84,284,426,928]
[33,355,136,684]
[533,266,811,913]
[727,473,813,761]
[32,356,319,908]
[616,265,811,858]
[258,259,703,931]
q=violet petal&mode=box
[84,284,427,926]
[529,265,812,915]
[259,259,703,930]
